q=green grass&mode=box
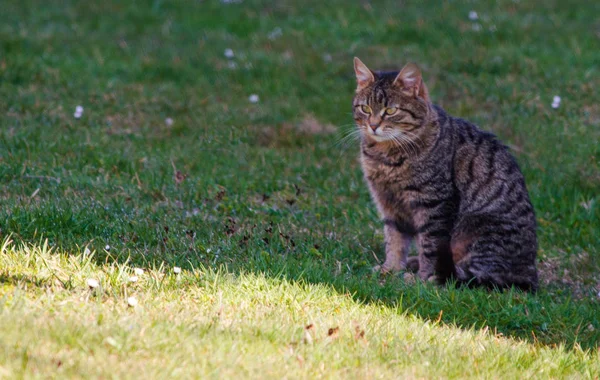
[1,0,599,377]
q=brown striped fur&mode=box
[353,58,538,291]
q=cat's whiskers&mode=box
[388,131,419,157]
[388,134,414,157]
[400,129,424,148]
[333,127,362,150]
[400,135,416,157]
[396,129,422,156]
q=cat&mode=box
[352,57,538,291]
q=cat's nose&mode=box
[369,123,379,131]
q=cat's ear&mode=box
[354,57,375,91]
[393,63,430,102]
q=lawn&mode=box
[1,0,599,378]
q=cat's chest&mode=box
[361,151,413,186]
[361,157,415,213]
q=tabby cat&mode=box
[352,57,538,291]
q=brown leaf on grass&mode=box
[303,324,314,344]
[435,310,444,324]
[239,234,250,247]
[294,184,302,196]
[355,327,365,340]
[224,217,237,236]
[327,327,340,338]
[353,323,366,341]
[174,170,186,185]
[265,222,273,234]
[215,189,226,202]
[171,160,187,185]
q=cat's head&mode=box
[352,57,431,146]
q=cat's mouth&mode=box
[365,126,394,142]
[368,134,392,142]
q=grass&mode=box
[1,239,599,378]
[1,0,599,377]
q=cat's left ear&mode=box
[393,63,430,102]
[354,57,376,92]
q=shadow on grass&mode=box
[250,257,600,352]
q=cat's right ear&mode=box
[354,57,375,92]
[393,63,430,102]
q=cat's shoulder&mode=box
[435,105,505,147]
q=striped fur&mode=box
[353,58,538,291]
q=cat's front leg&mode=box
[416,232,455,284]
[373,219,413,273]
[410,194,456,283]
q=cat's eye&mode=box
[385,107,398,115]
[361,105,372,114]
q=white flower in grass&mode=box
[551,95,561,109]
[173,266,182,274]
[224,48,235,59]
[248,94,259,103]
[134,268,144,276]
[128,275,138,283]
[268,27,283,40]
[105,244,111,251]
[127,296,138,307]
[74,105,84,119]
[87,279,100,289]
[469,11,478,21]
[165,117,174,127]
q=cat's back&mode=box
[444,111,535,223]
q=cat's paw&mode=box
[405,256,419,273]
[417,271,446,285]
[417,269,435,282]
[373,261,405,274]
[427,275,444,285]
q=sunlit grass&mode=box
[1,238,599,378]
